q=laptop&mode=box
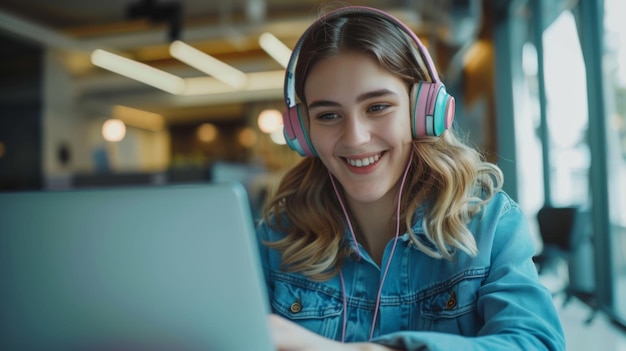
[0,183,274,351]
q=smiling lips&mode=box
[344,153,382,168]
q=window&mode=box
[603,0,626,322]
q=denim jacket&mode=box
[256,191,566,351]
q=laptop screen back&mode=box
[0,183,273,351]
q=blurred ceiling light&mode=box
[257,109,283,133]
[183,76,235,95]
[183,70,283,95]
[169,40,248,88]
[197,123,218,143]
[91,48,282,96]
[259,32,292,68]
[102,119,126,142]
[91,49,185,95]
[238,127,258,148]
[113,105,165,132]
[270,127,287,145]
[245,70,284,90]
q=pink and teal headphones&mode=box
[282,6,455,157]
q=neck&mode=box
[347,186,400,265]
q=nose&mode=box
[341,113,370,147]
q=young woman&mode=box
[257,5,565,351]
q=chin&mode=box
[344,187,388,204]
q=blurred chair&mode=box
[533,205,597,324]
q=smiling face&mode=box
[304,51,413,206]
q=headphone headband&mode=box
[284,6,440,110]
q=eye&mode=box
[367,104,390,113]
[315,112,341,121]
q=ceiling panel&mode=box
[0,0,480,123]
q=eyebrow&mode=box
[307,89,398,110]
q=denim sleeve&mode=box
[370,199,566,351]
[256,220,275,300]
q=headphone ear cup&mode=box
[283,104,317,157]
[410,82,428,139]
[433,85,455,136]
[410,81,455,138]
[409,82,426,140]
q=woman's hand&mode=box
[268,314,399,351]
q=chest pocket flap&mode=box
[418,268,488,319]
[271,272,343,320]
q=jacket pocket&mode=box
[271,272,343,340]
[410,268,487,336]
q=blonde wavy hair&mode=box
[263,8,503,281]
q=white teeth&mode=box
[346,154,381,167]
